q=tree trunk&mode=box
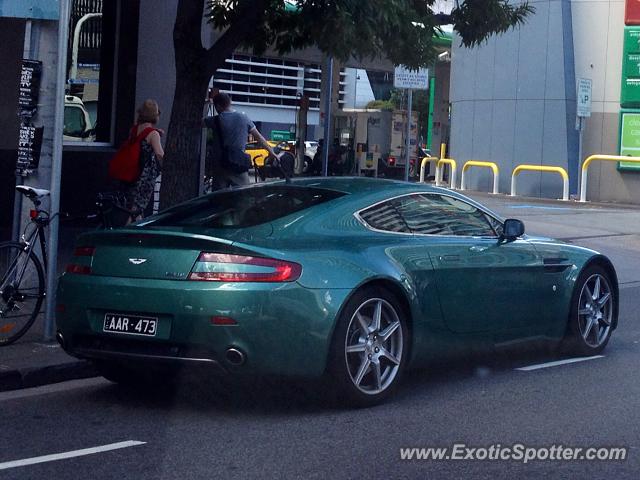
[160,0,264,208]
[159,68,209,208]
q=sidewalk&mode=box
[0,339,96,392]
[1,225,99,391]
[1,188,638,392]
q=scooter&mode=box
[253,143,295,182]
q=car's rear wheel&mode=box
[328,287,408,406]
[564,265,616,356]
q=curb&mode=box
[0,360,98,393]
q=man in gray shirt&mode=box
[204,92,277,190]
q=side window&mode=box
[485,214,504,237]
[359,201,411,233]
[394,194,498,237]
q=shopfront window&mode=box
[64,0,112,144]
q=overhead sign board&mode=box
[618,111,640,171]
[394,66,429,90]
[621,27,640,106]
[577,78,592,117]
[0,0,59,20]
[626,0,640,25]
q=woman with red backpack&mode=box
[109,99,164,224]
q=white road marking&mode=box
[0,441,146,471]
[516,355,605,371]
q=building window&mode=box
[212,54,347,111]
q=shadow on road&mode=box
[76,343,569,415]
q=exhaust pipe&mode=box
[55,331,65,349]
[225,347,245,366]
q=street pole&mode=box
[44,0,72,341]
[426,76,436,152]
[11,20,33,243]
[404,89,413,182]
[322,56,333,177]
[578,116,584,195]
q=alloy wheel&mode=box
[577,273,613,349]
[344,298,404,395]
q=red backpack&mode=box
[108,126,156,183]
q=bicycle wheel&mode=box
[0,241,45,345]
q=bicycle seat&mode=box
[16,185,50,199]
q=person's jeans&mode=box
[211,165,250,190]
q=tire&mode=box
[563,265,616,356]
[327,287,408,407]
[0,242,45,346]
[303,156,313,174]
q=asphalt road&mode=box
[2,195,639,479]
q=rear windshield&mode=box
[143,186,346,228]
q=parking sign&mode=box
[577,78,592,117]
[394,66,429,90]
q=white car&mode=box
[64,95,95,142]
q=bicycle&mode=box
[0,186,132,346]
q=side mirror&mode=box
[502,219,525,241]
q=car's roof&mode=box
[279,176,436,195]
[259,177,504,222]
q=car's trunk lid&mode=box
[78,229,258,280]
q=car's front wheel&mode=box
[328,287,408,406]
[564,265,616,356]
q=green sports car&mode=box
[56,177,618,405]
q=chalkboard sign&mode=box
[18,59,42,118]
[16,125,44,171]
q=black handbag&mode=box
[213,116,251,173]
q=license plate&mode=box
[103,313,158,336]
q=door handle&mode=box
[469,246,488,253]
[439,254,460,263]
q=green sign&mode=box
[621,27,640,107]
[618,111,640,171]
[270,130,294,141]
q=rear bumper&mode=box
[62,332,228,373]
[56,273,351,377]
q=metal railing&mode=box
[580,154,640,202]
[511,164,569,201]
[419,156,439,183]
[436,158,457,189]
[461,161,500,194]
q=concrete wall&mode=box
[0,18,25,235]
[135,0,177,134]
[450,0,640,203]
[432,62,451,153]
[450,0,577,199]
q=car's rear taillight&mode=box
[65,246,95,275]
[189,253,302,282]
[388,156,396,166]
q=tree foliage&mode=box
[449,0,535,48]
[207,0,534,68]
